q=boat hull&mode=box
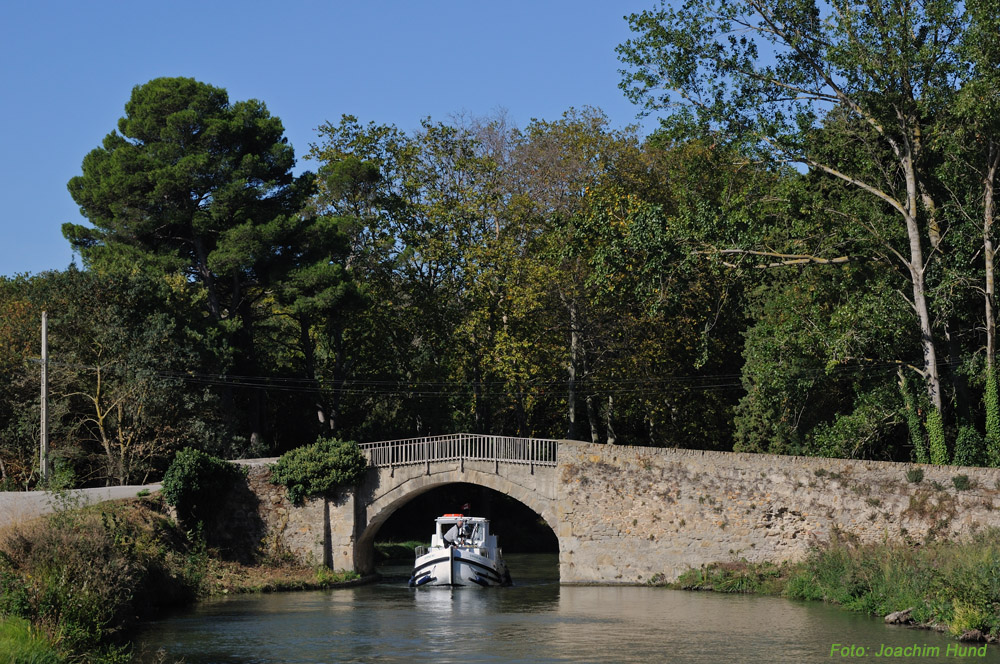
[408,547,512,587]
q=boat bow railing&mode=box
[359,433,558,472]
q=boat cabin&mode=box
[431,514,498,557]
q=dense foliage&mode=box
[0,615,63,664]
[270,437,368,505]
[161,448,245,525]
[0,499,203,658]
[2,2,1000,487]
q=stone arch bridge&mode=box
[239,433,1000,584]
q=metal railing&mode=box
[359,433,558,470]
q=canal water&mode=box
[132,554,998,663]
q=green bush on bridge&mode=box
[162,448,245,525]
[270,437,368,505]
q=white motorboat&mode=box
[408,514,512,587]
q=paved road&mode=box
[0,484,162,529]
[0,458,275,530]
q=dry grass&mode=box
[203,558,359,595]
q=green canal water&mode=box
[131,554,998,663]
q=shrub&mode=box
[900,373,928,464]
[374,540,427,562]
[953,426,984,467]
[949,601,993,637]
[986,365,1000,466]
[270,437,368,505]
[161,448,245,525]
[0,500,202,656]
[673,561,788,594]
[953,474,972,491]
[906,468,924,484]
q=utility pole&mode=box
[40,311,49,483]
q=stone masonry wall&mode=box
[213,462,337,566]
[556,442,1000,584]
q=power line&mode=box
[26,355,964,401]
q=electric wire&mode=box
[27,355,964,401]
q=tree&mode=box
[308,116,484,437]
[510,109,641,441]
[618,0,966,419]
[0,269,229,486]
[64,77,314,450]
[575,136,759,450]
[0,277,46,487]
[940,0,1000,460]
[270,213,364,435]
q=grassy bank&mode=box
[665,530,1000,641]
[0,495,202,662]
[0,615,64,664]
[203,559,359,594]
[0,496,360,663]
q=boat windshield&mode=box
[438,517,487,545]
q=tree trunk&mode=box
[985,143,999,372]
[236,293,266,450]
[911,252,942,413]
[902,151,943,414]
[566,298,583,440]
[472,348,485,434]
[983,143,1000,461]
[515,396,528,437]
[606,395,617,445]
[328,322,352,434]
[192,235,222,321]
[945,322,973,425]
[585,395,600,444]
[298,314,329,429]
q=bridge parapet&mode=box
[359,433,557,473]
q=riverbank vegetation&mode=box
[667,530,1000,641]
[203,558,360,595]
[374,541,426,563]
[0,615,63,664]
[0,493,359,663]
[0,497,203,662]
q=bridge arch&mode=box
[352,436,560,574]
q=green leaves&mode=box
[65,77,305,292]
[162,447,244,525]
[64,78,326,447]
[269,437,368,505]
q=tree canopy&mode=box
[6,32,1000,488]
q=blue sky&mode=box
[0,0,662,277]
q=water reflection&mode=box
[133,555,999,664]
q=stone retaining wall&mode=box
[211,463,346,567]
[556,442,1000,583]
